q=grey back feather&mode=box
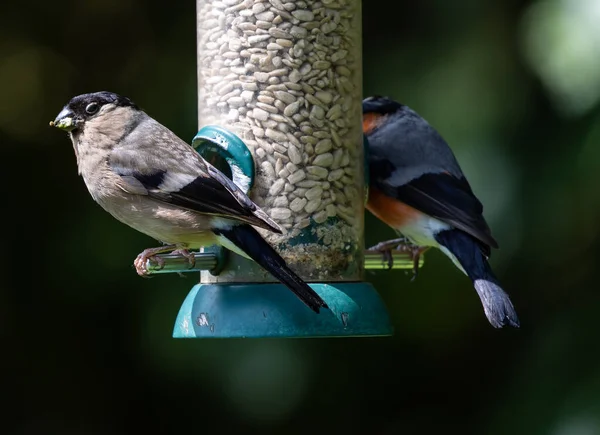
[108,114,281,233]
[368,107,464,186]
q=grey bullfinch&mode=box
[363,95,519,328]
[51,91,328,314]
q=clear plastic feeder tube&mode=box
[197,0,363,282]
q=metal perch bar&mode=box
[145,250,425,275]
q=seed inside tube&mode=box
[197,0,363,281]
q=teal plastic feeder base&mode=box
[173,282,393,338]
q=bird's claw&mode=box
[171,248,196,269]
[367,237,410,253]
[394,244,429,281]
[133,246,195,277]
[367,237,428,278]
[367,237,411,270]
[133,245,179,277]
[382,249,394,270]
[134,251,165,277]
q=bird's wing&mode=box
[372,161,498,253]
[108,147,281,233]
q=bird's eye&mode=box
[85,102,99,115]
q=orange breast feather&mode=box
[367,188,423,229]
[363,113,386,135]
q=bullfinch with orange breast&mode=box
[363,96,519,328]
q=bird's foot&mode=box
[394,243,430,281]
[170,248,197,269]
[367,237,428,278]
[171,248,196,277]
[367,237,412,270]
[134,245,178,277]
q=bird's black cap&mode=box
[66,91,139,114]
[51,91,140,131]
[362,95,404,114]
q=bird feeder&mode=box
[162,0,423,338]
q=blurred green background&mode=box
[3,0,600,433]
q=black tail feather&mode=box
[213,224,328,313]
[434,229,520,328]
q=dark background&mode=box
[3,0,600,433]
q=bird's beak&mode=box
[49,108,78,131]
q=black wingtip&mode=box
[307,298,329,314]
[248,204,284,234]
[214,224,329,313]
[267,222,284,234]
[269,267,329,314]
